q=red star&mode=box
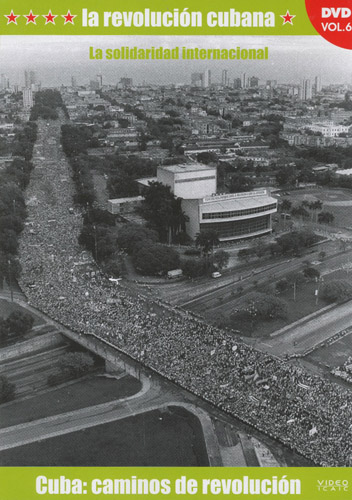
[280,10,296,25]
[62,10,76,24]
[43,10,57,25]
[25,10,39,24]
[5,10,20,24]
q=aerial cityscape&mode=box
[0,47,352,468]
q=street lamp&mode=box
[315,276,324,306]
[93,224,98,261]
[7,260,13,302]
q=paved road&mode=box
[177,248,352,316]
[0,351,224,465]
[255,300,352,358]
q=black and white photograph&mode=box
[0,34,352,469]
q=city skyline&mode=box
[0,35,351,87]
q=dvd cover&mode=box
[0,1,351,498]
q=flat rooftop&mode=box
[159,163,215,174]
[201,191,277,211]
[109,196,144,204]
[136,177,157,187]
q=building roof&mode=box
[336,169,352,176]
[109,196,144,204]
[200,191,277,211]
[159,163,214,174]
[136,177,157,187]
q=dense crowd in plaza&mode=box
[19,120,352,467]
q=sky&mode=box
[0,35,351,87]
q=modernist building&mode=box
[183,190,277,241]
[138,163,277,242]
[300,78,312,101]
[23,88,33,109]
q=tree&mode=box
[321,280,352,303]
[309,200,323,212]
[276,278,289,293]
[318,211,335,224]
[181,259,207,278]
[280,199,292,213]
[5,311,34,335]
[133,243,180,276]
[0,215,24,235]
[0,318,9,344]
[286,271,305,285]
[276,166,298,187]
[117,118,129,128]
[0,182,26,220]
[233,293,288,331]
[238,247,256,262]
[213,250,230,270]
[142,182,187,243]
[0,229,19,255]
[117,224,158,254]
[58,352,95,377]
[195,230,219,261]
[78,225,118,262]
[83,208,115,226]
[303,267,321,280]
[101,257,124,278]
[0,375,15,403]
[246,292,288,320]
[291,205,310,220]
[196,152,217,164]
[275,230,318,256]
[228,173,254,193]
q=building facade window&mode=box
[202,203,277,220]
[200,215,271,238]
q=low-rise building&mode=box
[108,196,144,214]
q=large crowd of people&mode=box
[19,119,352,467]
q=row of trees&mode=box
[227,272,351,334]
[238,229,319,263]
[280,198,335,225]
[117,223,180,276]
[61,124,99,158]
[116,224,230,277]
[78,208,125,277]
[0,375,15,404]
[318,170,352,191]
[142,181,189,244]
[61,125,97,206]
[0,311,34,346]
[0,122,38,288]
[181,231,229,278]
[30,89,65,121]
[48,351,96,386]
[60,124,131,278]
[107,154,156,199]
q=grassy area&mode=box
[0,407,209,466]
[278,187,352,229]
[214,264,352,338]
[263,283,321,337]
[211,277,325,337]
[0,375,141,429]
[324,204,352,229]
